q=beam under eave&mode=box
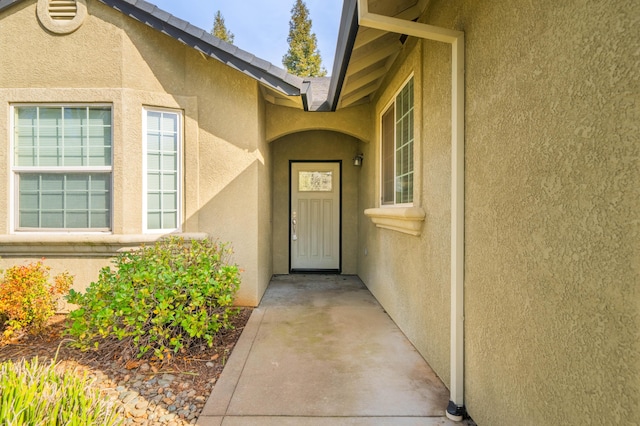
[273,96,302,108]
[261,90,276,105]
[342,66,388,95]
[340,94,372,109]
[340,81,379,107]
[339,94,370,110]
[353,28,388,49]
[261,85,304,109]
[358,0,461,43]
[349,41,401,74]
[354,0,425,51]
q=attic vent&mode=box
[48,0,77,21]
[37,0,87,34]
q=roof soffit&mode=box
[330,0,428,110]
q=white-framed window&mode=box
[11,105,112,231]
[143,108,182,232]
[381,76,414,206]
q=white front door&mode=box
[290,162,341,271]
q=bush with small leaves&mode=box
[0,260,72,340]
[65,237,241,361]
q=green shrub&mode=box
[0,261,73,340]
[66,237,241,360]
[0,357,121,426]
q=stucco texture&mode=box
[357,38,452,386]
[356,0,638,424]
[0,0,271,305]
[1,0,638,423]
[271,130,361,275]
[266,103,372,143]
[432,0,638,424]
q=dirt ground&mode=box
[0,308,252,424]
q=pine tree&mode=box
[282,0,327,77]
[211,10,234,44]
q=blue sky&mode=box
[147,0,344,74]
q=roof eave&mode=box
[97,0,304,97]
[0,0,24,12]
[326,0,359,111]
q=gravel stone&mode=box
[94,371,213,425]
[159,413,176,422]
[120,391,140,403]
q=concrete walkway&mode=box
[198,275,463,425]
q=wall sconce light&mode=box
[353,153,364,166]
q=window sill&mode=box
[0,232,208,256]
[364,207,426,236]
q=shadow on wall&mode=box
[111,0,261,152]
[187,160,266,305]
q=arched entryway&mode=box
[271,130,364,275]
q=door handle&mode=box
[292,211,297,241]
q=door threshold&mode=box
[290,269,341,274]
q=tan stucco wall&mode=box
[271,131,361,275]
[358,0,639,424]
[460,0,639,423]
[357,39,452,386]
[257,90,273,303]
[0,0,271,306]
[266,103,372,143]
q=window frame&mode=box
[379,75,415,207]
[10,104,114,233]
[142,107,183,233]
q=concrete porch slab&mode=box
[198,275,462,425]
[215,417,462,425]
